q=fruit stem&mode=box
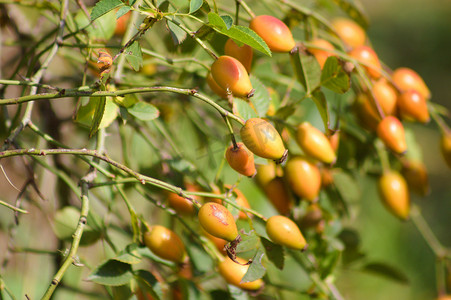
[410,205,448,260]
[223,188,267,221]
[223,115,239,149]
[164,16,218,60]
[236,0,255,19]
[375,139,390,173]
[355,65,386,120]
[428,102,451,135]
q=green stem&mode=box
[0,199,28,214]
[0,86,245,125]
[428,102,450,135]
[410,205,448,259]
[375,139,390,173]
[141,48,210,70]
[41,180,90,300]
[236,0,255,18]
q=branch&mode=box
[0,86,245,125]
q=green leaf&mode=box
[75,8,116,41]
[114,244,142,264]
[249,76,270,117]
[167,19,187,45]
[127,102,160,121]
[241,248,266,283]
[320,249,340,279]
[116,6,131,19]
[135,270,163,300]
[88,259,133,286]
[76,97,118,131]
[311,90,330,133]
[234,98,257,120]
[362,262,409,284]
[89,96,107,137]
[260,237,284,270]
[125,41,143,71]
[291,51,321,95]
[207,13,271,56]
[189,0,203,14]
[228,285,249,300]
[332,171,360,204]
[320,56,350,94]
[221,15,233,30]
[91,0,124,21]
[236,230,260,253]
[332,0,369,28]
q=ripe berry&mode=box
[331,18,366,48]
[372,78,398,116]
[240,118,287,163]
[224,39,253,73]
[401,160,429,196]
[266,215,307,250]
[263,177,293,215]
[440,131,451,168]
[392,67,431,100]
[353,93,381,131]
[397,90,430,123]
[249,15,296,53]
[143,225,186,263]
[328,131,340,153]
[207,72,228,99]
[285,156,321,202]
[114,11,130,36]
[255,160,278,188]
[201,226,227,254]
[198,202,238,242]
[378,171,410,220]
[348,46,382,79]
[296,122,336,164]
[167,182,200,216]
[377,116,407,154]
[308,38,335,69]
[218,256,264,290]
[225,142,257,177]
[210,56,253,98]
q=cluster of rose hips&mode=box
[136,12,451,297]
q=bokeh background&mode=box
[0,0,450,299]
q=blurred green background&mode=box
[336,0,451,299]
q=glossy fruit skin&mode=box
[285,156,321,202]
[378,171,410,220]
[167,182,200,216]
[211,56,253,98]
[331,18,366,48]
[225,142,257,177]
[348,46,382,79]
[255,160,278,188]
[249,15,296,53]
[372,78,398,116]
[224,39,253,73]
[198,202,238,242]
[354,93,380,131]
[201,226,227,254]
[392,67,431,100]
[263,177,293,215]
[441,132,451,168]
[218,256,264,290]
[328,131,340,153]
[397,90,430,123]
[377,116,407,154]
[206,72,228,99]
[266,215,307,250]
[296,122,336,164]
[143,225,186,263]
[114,11,130,36]
[240,118,287,162]
[308,39,335,69]
[401,160,429,196]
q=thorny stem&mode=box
[0,148,197,204]
[0,86,245,125]
[41,180,90,300]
